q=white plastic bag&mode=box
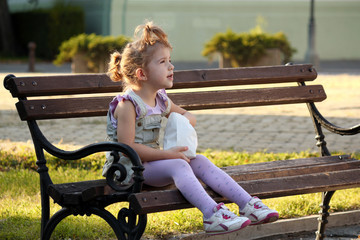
[163,112,198,159]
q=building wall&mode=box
[9,0,360,62]
[110,0,360,62]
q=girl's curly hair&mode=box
[107,21,172,89]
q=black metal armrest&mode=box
[29,120,144,193]
[309,102,360,135]
[44,141,144,193]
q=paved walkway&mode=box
[1,61,359,153]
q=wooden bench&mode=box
[4,63,360,240]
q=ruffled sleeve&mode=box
[108,93,142,129]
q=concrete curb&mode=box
[177,210,360,240]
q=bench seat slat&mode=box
[46,156,357,207]
[15,85,326,120]
[230,160,360,181]
[47,179,108,204]
[242,168,360,198]
[7,64,316,97]
[222,155,352,173]
[141,160,360,192]
[141,155,355,191]
[47,179,129,206]
[130,168,360,214]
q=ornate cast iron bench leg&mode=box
[118,205,147,240]
[41,206,146,240]
[42,208,72,240]
[316,191,335,240]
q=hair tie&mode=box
[115,55,121,65]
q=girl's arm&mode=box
[114,100,190,163]
[167,98,197,127]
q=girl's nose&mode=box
[169,62,174,70]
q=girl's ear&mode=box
[135,68,147,81]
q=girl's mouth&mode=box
[167,74,173,81]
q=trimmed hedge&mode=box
[202,28,296,67]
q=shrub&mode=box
[202,28,296,67]
[54,34,130,72]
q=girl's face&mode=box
[144,44,174,90]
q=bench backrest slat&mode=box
[172,85,325,110]
[7,64,316,97]
[172,64,316,88]
[8,74,120,97]
[16,85,326,120]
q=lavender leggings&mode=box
[142,154,252,218]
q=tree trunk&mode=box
[0,0,16,56]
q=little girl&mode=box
[103,21,279,235]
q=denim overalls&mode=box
[102,89,171,183]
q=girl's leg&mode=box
[189,155,252,209]
[189,155,279,225]
[142,159,217,218]
[143,158,255,233]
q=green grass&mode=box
[0,140,359,239]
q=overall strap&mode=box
[162,93,172,117]
[126,89,148,119]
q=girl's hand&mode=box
[165,146,190,163]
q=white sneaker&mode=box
[239,197,279,225]
[204,203,251,235]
